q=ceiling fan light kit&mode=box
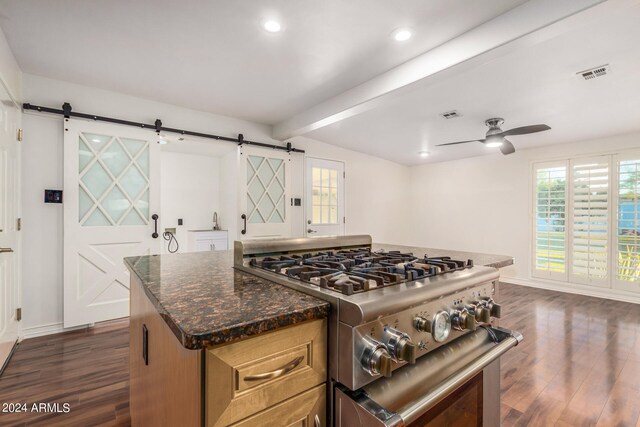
[436,117,551,155]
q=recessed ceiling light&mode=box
[419,151,430,158]
[392,28,413,42]
[263,20,282,33]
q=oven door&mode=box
[335,326,522,427]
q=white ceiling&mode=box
[0,0,525,124]
[2,0,638,166]
[305,0,640,165]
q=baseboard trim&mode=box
[21,322,87,340]
[502,276,640,304]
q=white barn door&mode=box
[239,147,292,238]
[0,86,21,370]
[63,119,160,327]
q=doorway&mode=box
[0,84,20,371]
[305,158,345,236]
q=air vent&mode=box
[577,64,610,80]
[440,110,461,119]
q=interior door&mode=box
[239,147,291,238]
[305,158,345,236]
[63,119,161,327]
[0,86,20,371]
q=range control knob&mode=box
[414,316,430,333]
[468,302,491,323]
[480,297,502,318]
[360,336,393,377]
[382,327,417,364]
[450,308,476,332]
[414,311,451,343]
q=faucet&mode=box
[212,212,219,230]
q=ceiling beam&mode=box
[272,0,606,141]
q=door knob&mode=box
[0,247,14,253]
[307,229,317,233]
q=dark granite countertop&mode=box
[372,243,514,269]
[124,251,330,350]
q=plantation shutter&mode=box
[614,156,640,291]
[570,157,610,286]
[533,162,567,280]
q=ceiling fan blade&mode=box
[500,139,516,155]
[436,139,484,146]
[499,124,550,137]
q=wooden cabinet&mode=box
[230,384,325,427]
[187,230,228,252]
[206,319,327,426]
[129,274,202,427]
[130,275,327,427]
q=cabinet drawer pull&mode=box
[243,355,304,382]
[314,414,321,427]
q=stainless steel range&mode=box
[235,235,522,426]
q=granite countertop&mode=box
[372,243,514,269]
[124,251,330,350]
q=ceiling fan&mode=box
[436,118,551,155]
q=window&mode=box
[616,157,640,290]
[570,158,609,285]
[534,164,567,279]
[533,153,640,292]
[311,167,338,224]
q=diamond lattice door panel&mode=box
[247,155,286,224]
[240,148,292,238]
[78,133,150,226]
[64,120,161,328]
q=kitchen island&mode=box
[125,251,330,427]
[125,244,513,427]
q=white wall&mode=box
[21,112,64,333]
[160,151,220,253]
[408,131,640,301]
[292,136,413,244]
[20,73,414,335]
[0,25,21,102]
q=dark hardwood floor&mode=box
[499,283,640,427]
[1,283,639,426]
[0,319,130,426]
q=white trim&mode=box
[502,276,640,305]
[20,322,88,340]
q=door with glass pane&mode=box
[305,158,345,236]
[239,147,291,238]
[63,119,160,327]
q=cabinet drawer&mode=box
[206,319,326,426]
[230,384,325,427]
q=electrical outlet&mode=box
[178,218,183,225]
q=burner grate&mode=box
[248,249,473,295]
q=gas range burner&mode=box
[249,248,474,295]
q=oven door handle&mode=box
[399,330,521,425]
